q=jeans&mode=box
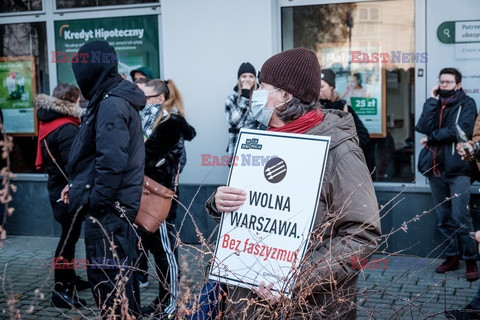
[429,174,477,260]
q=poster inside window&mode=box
[0,56,37,135]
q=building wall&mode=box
[161,0,276,185]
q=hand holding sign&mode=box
[215,186,246,212]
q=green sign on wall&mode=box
[54,15,159,85]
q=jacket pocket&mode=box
[68,179,93,215]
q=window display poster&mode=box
[317,44,386,137]
[54,15,159,84]
[209,129,330,296]
[0,56,36,135]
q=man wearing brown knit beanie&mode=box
[206,47,381,319]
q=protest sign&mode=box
[209,129,330,296]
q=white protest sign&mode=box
[209,128,330,296]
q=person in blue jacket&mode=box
[416,67,478,282]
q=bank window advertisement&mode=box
[54,15,160,85]
[317,43,387,138]
[0,56,37,135]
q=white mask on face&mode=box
[251,88,280,126]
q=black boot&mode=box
[51,282,86,309]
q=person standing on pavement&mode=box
[225,62,262,165]
[35,84,89,309]
[139,79,196,319]
[416,67,478,281]
[206,48,381,319]
[64,40,146,318]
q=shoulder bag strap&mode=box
[173,163,180,193]
[43,139,68,181]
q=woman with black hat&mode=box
[225,62,261,165]
[319,68,370,154]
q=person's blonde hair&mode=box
[146,79,185,129]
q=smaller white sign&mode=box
[209,129,330,296]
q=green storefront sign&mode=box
[350,97,378,115]
[55,15,159,85]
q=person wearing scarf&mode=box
[205,48,381,319]
[35,84,87,309]
[416,68,478,285]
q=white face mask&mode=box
[251,89,279,127]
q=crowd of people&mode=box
[33,39,480,319]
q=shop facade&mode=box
[2,0,480,257]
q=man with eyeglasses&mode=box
[416,68,478,282]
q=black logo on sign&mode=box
[241,138,262,150]
[264,157,287,183]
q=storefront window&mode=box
[56,0,158,9]
[1,0,42,13]
[0,22,49,173]
[282,0,415,182]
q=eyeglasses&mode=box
[439,80,455,85]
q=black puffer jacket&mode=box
[320,98,370,150]
[145,113,196,190]
[36,94,83,203]
[416,89,477,176]
[67,79,146,220]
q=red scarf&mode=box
[35,116,81,170]
[268,109,324,133]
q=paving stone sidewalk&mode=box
[0,235,477,319]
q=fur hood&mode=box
[35,94,84,119]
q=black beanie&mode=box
[259,48,321,103]
[71,41,118,100]
[321,68,336,88]
[237,62,256,78]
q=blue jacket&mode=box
[416,90,477,176]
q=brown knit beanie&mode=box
[259,48,321,103]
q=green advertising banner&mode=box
[0,57,36,134]
[54,15,159,85]
[350,97,378,115]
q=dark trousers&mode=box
[84,212,140,318]
[51,201,83,289]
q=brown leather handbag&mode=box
[135,166,179,234]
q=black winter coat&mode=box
[145,113,196,190]
[320,98,370,150]
[415,89,477,176]
[67,79,146,220]
[36,94,83,203]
